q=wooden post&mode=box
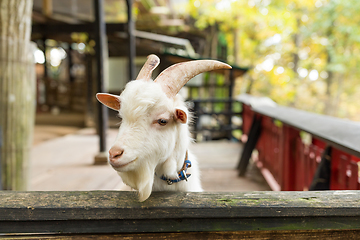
[126,0,136,81]
[280,125,299,190]
[42,0,53,17]
[309,146,332,190]
[93,0,109,164]
[0,0,35,190]
[238,114,262,176]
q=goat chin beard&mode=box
[117,161,157,202]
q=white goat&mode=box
[96,55,231,201]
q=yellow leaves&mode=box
[187,0,360,120]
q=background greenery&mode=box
[185,0,360,121]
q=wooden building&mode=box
[31,0,248,139]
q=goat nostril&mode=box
[109,148,124,160]
[114,151,123,159]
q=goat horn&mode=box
[136,54,160,80]
[154,60,232,98]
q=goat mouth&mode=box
[110,158,137,169]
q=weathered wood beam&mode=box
[0,191,360,235]
[4,230,360,239]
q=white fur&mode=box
[110,79,202,201]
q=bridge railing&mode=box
[237,94,360,191]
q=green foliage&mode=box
[187,0,360,121]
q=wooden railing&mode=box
[1,191,360,238]
[237,94,360,191]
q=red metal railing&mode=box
[332,150,360,190]
[238,94,360,191]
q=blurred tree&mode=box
[187,0,360,120]
[0,0,35,190]
[308,0,360,117]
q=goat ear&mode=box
[96,93,121,111]
[175,108,187,124]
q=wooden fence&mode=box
[1,191,360,238]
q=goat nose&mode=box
[109,147,124,161]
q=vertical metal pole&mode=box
[42,38,49,107]
[67,46,75,110]
[42,38,48,78]
[86,54,94,126]
[94,0,108,156]
[126,0,136,81]
[193,100,201,141]
[227,69,234,139]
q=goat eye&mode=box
[157,119,168,126]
